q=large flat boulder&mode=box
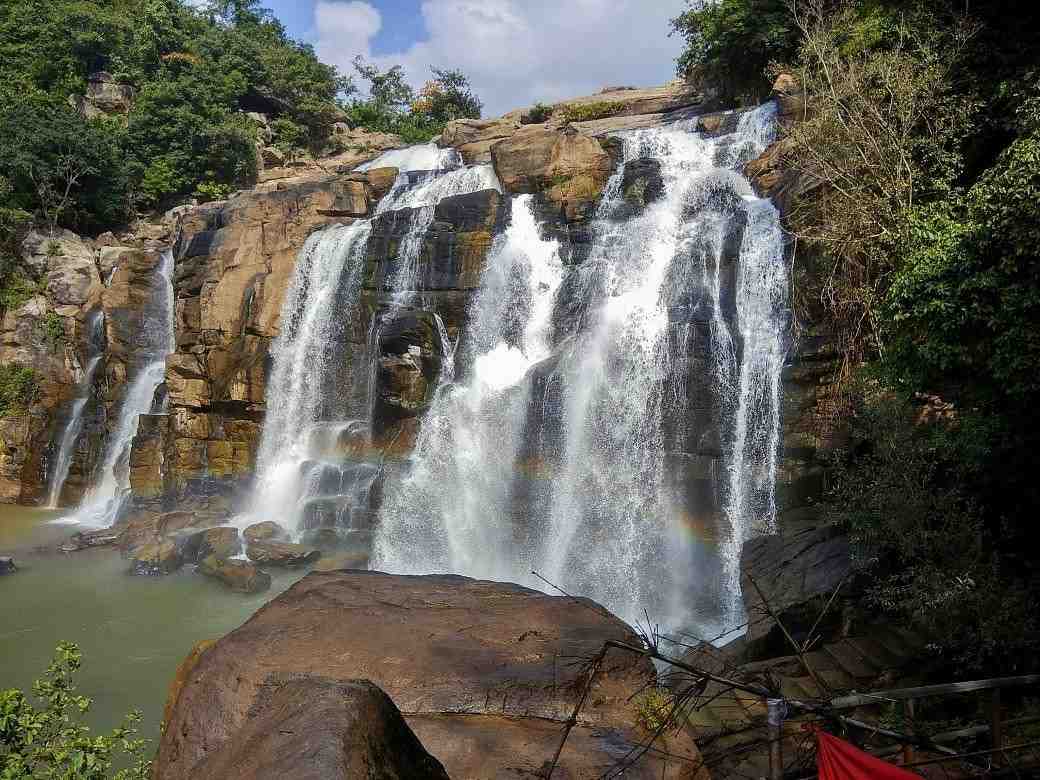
[188,675,450,780]
[155,572,707,780]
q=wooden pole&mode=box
[768,697,785,780]
[902,698,916,765]
[991,688,1004,767]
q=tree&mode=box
[0,642,150,778]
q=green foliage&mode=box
[0,642,150,778]
[557,101,626,124]
[39,312,66,351]
[0,274,41,314]
[671,0,799,105]
[0,0,342,227]
[633,688,679,734]
[526,102,554,124]
[0,365,38,417]
[346,59,482,144]
[821,384,1039,672]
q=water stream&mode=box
[45,311,106,508]
[245,146,501,534]
[63,249,175,528]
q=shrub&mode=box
[0,364,38,416]
[0,273,40,314]
[525,102,554,124]
[557,100,626,124]
[40,310,66,350]
[821,380,1039,673]
[0,642,150,779]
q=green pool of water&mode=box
[0,505,307,743]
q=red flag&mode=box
[817,729,920,779]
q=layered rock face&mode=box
[155,572,707,780]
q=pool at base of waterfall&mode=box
[0,505,309,740]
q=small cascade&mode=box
[63,249,175,527]
[373,105,787,633]
[245,143,502,536]
[45,311,106,508]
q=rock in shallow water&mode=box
[245,540,320,566]
[197,555,271,594]
[130,540,182,576]
[155,571,707,780]
[0,556,16,575]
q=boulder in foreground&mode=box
[155,571,707,780]
[189,675,450,780]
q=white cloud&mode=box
[313,0,689,117]
[314,1,382,73]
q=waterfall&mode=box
[246,145,501,534]
[373,104,787,633]
[62,249,175,527]
[373,194,564,576]
[45,311,106,508]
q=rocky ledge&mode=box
[155,571,709,780]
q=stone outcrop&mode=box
[155,572,707,780]
[0,231,105,503]
[198,555,271,593]
[188,676,450,780]
[69,72,134,119]
[244,540,320,566]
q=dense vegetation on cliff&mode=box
[0,0,480,315]
[676,0,1040,673]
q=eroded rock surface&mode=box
[155,572,707,780]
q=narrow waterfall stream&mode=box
[374,105,787,633]
[246,145,501,533]
[45,311,105,508]
[63,249,175,527]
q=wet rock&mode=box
[155,572,706,780]
[243,521,284,544]
[620,158,664,212]
[0,556,16,575]
[180,526,242,563]
[312,551,369,571]
[198,554,271,594]
[186,675,450,780]
[741,520,855,661]
[61,528,121,552]
[245,540,321,566]
[131,540,182,576]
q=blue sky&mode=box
[261,0,690,117]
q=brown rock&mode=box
[243,521,284,543]
[771,72,806,123]
[245,540,321,566]
[154,572,706,780]
[491,126,612,218]
[163,640,215,729]
[439,116,521,164]
[197,554,271,594]
[130,540,182,576]
[181,526,242,563]
[188,675,450,780]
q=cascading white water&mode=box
[246,145,501,534]
[248,221,373,521]
[373,105,787,633]
[373,194,564,576]
[45,311,106,508]
[63,250,175,527]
